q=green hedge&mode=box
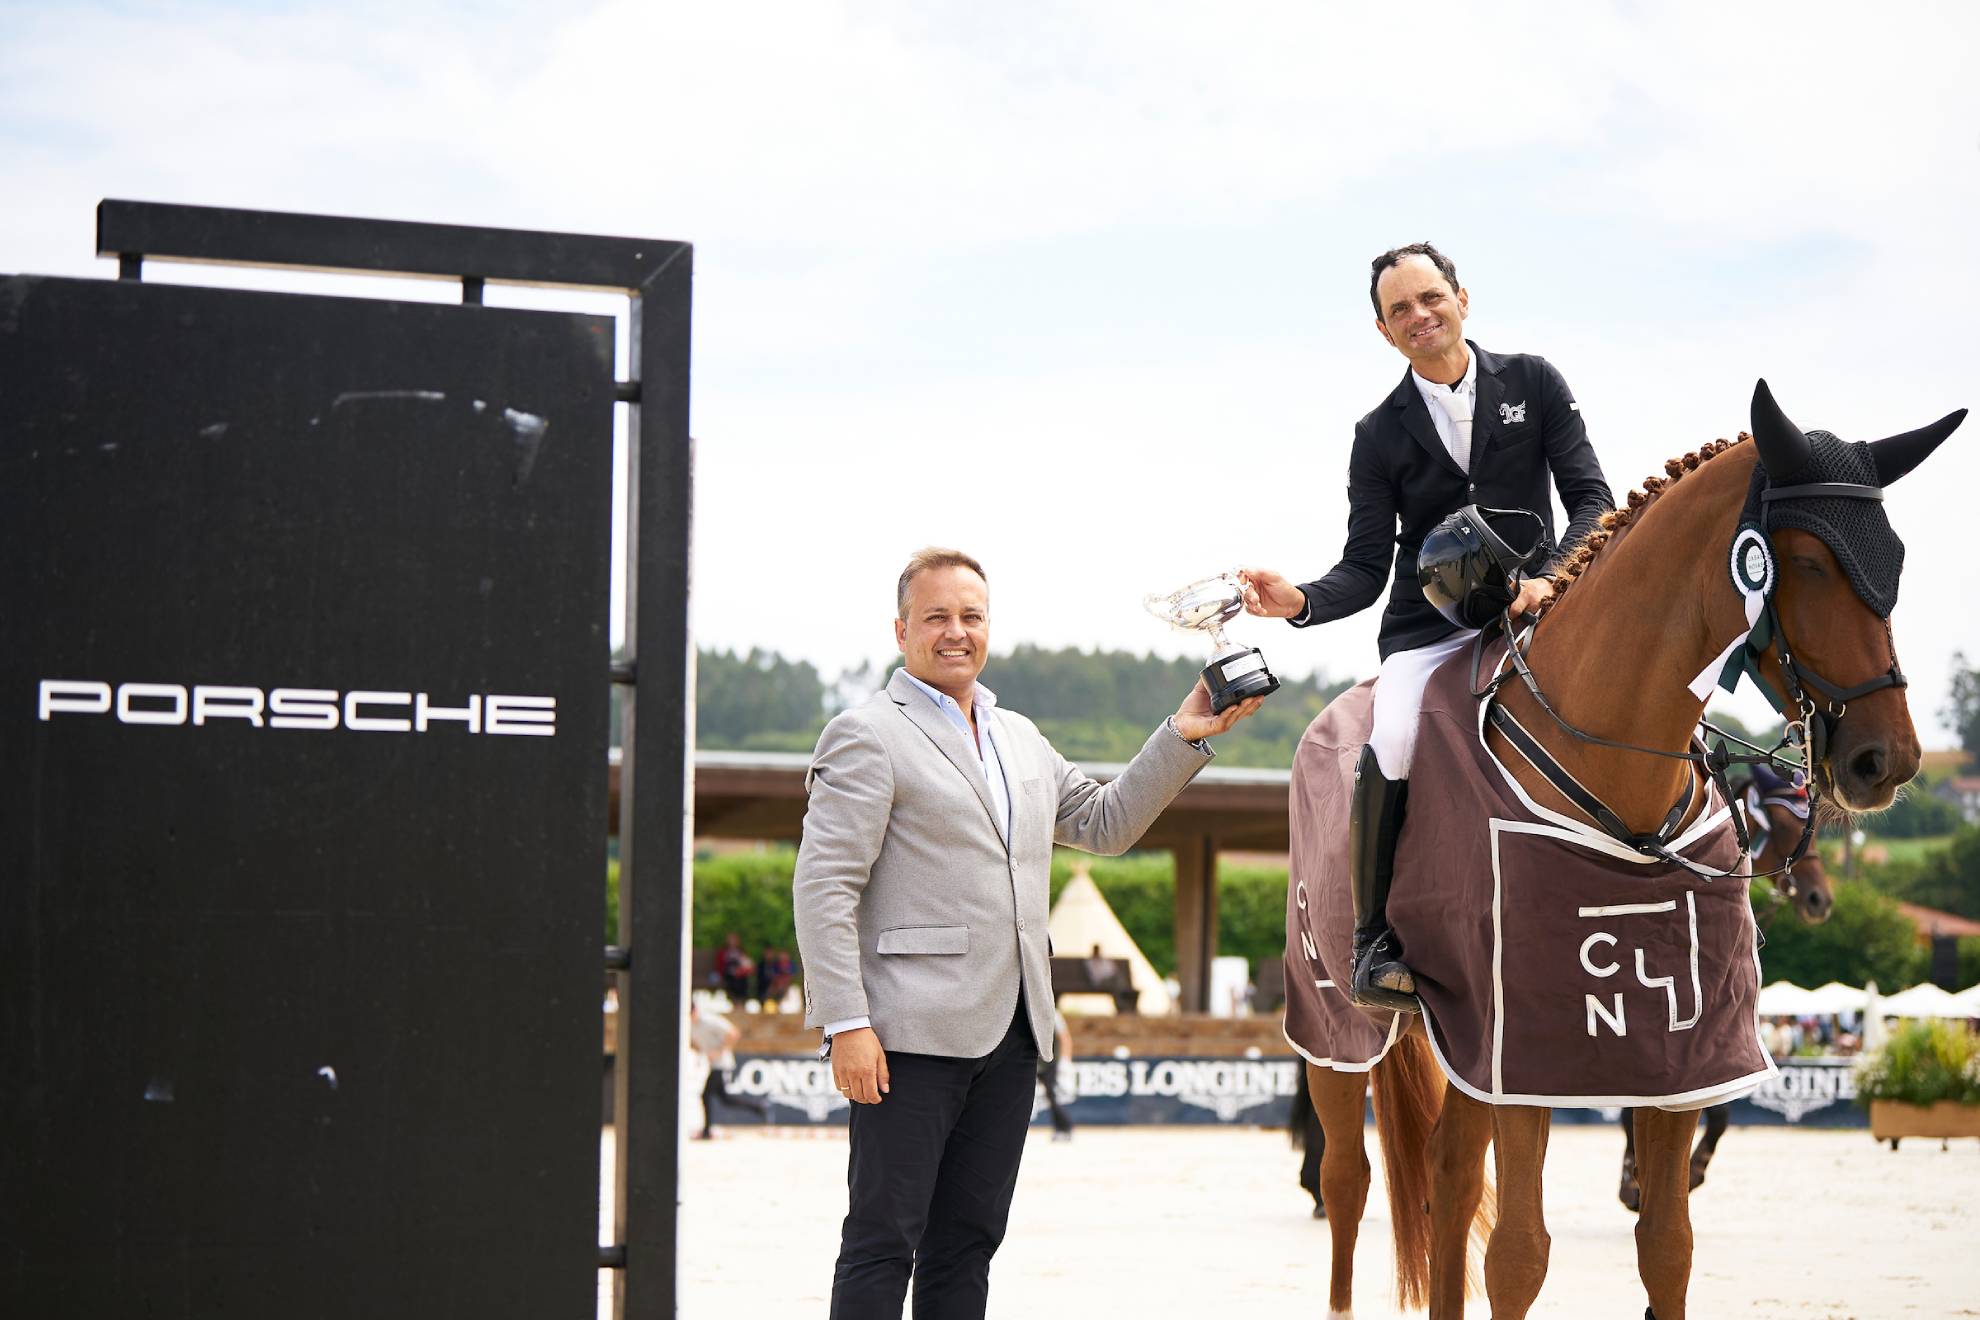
[1855,1017,1980,1106]
[612,847,1288,976]
[605,852,1955,991]
[1747,878,1926,989]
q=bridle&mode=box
[1468,473,1903,885]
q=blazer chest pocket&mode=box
[877,924,970,955]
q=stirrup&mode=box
[1349,929,1420,1014]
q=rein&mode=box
[1471,628,1803,883]
[1466,474,1905,884]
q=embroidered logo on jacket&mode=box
[1499,401,1527,425]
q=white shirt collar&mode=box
[1411,344,1477,407]
[899,669,998,716]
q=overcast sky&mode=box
[5,0,1977,741]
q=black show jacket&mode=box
[1294,342,1615,659]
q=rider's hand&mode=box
[1237,567,1306,620]
[1510,575,1555,618]
[831,1027,889,1105]
[1173,679,1265,742]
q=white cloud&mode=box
[3,0,1976,740]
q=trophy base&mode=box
[1204,646,1281,715]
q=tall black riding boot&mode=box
[1348,744,1419,1013]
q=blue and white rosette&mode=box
[1689,525,1776,700]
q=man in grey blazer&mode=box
[794,547,1261,1318]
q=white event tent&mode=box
[1877,982,1973,1019]
[1808,981,1870,1014]
[1047,866,1172,1016]
[1754,981,1826,1017]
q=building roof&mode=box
[610,747,1292,850]
[1892,900,1980,941]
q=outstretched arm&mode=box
[1050,681,1260,855]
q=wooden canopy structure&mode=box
[610,749,1291,1012]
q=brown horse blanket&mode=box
[1284,639,1775,1108]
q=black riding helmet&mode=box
[1417,505,1547,631]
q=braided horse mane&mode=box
[1533,432,1750,621]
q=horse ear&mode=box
[1868,408,1966,487]
[1750,379,1812,476]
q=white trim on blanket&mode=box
[1284,1010,1404,1074]
[1420,998,1775,1110]
[1424,814,1776,1108]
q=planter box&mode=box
[1868,1099,1980,1148]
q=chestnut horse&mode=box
[1300,382,1961,1319]
[1616,773,1832,1212]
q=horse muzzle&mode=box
[1822,718,1918,814]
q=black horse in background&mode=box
[1288,1075,1327,1218]
[1617,764,1830,1210]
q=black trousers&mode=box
[830,996,1038,1320]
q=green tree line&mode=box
[610,846,1979,994]
[684,642,1353,768]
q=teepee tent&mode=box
[1047,865,1172,1015]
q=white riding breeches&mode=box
[1369,629,1478,779]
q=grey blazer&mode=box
[793,669,1212,1061]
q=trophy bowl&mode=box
[1143,572,1282,714]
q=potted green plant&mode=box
[1853,1018,1980,1148]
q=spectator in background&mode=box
[717,931,755,1004]
[758,947,796,1004]
[1037,1009,1074,1141]
[689,1000,768,1139]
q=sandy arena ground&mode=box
[604,1120,1980,1318]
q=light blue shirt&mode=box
[897,669,1015,844]
[822,669,1016,1042]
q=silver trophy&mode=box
[1143,572,1282,715]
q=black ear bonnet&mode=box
[1742,429,1902,618]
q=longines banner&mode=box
[714,1055,1868,1128]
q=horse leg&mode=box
[1310,1063,1372,1320]
[1688,1102,1730,1190]
[1618,1106,1642,1212]
[1426,1083,1492,1320]
[1634,1106,1701,1320]
[1484,1105,1552,1319]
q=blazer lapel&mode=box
[1470,342,1505,465]
[1391,371,1466,479]
[887,670,1005,843]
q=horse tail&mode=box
[1371,1026,1443,1310]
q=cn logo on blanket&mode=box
[1407,820,1774,1107]
[1575,897,1703,1038]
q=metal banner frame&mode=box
[93,199,694,1316]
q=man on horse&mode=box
[1241,242,1614,1012]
